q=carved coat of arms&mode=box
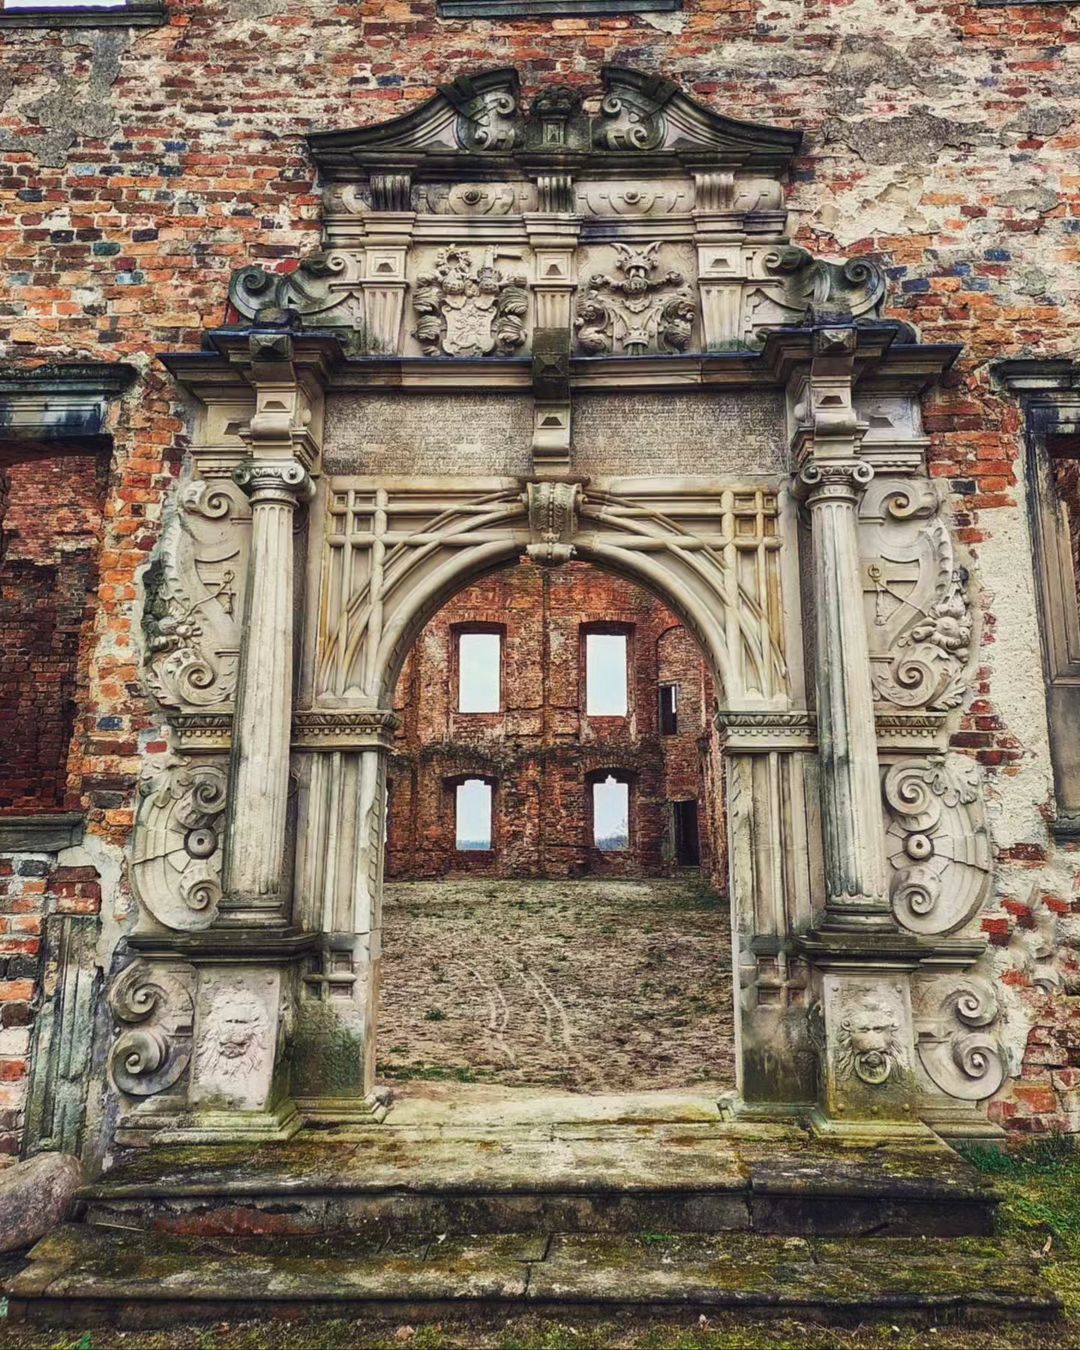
[574,242,696,356]
[412,245,529,357]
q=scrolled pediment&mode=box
[307,66,802,177]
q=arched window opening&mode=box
[592,774,630,851]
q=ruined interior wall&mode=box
[1,0,1079,1133]
[387,560,717,880]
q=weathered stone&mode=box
[0,1152,84,1253]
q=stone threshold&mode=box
[3,1226,1059,1329]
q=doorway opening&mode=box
[378,557,733,1110]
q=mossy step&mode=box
[83,1129,1000,1238]
[3,1226,1059,1329]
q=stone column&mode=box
[794,327,891,932]
[799,459,892,930]
[221,459,313,922]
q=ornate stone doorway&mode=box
[112,67,1007,1149]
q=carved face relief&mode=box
[196,990,270,1080]
[836,998,906,1086]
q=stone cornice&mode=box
[159,329,960,401]
[0,813,85,854]
[292,709,401,751]
[992,357,1080,394]
[0,2,165,27]
[0,361,139,441]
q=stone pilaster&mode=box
[220,460,313,921]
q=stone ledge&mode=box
[0,2,166,27]
[437,0,680,14]
[0,813,84,854]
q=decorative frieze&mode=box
[292,709,400,751]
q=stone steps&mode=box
[78,1126,1000,1239]
[2,1225,1060,1329]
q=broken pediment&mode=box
[226,68,889,359]
[307,67,802,177]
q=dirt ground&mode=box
[377,877,734,1094]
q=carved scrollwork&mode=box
[883,755,991,936]
[441,70,523,152]
[143,479,249,711]
[130,756,228,931]
[595,69,674,152]
[575,243,696,357]
[412,245,529,357]
[524,481,581,566]
[108,959,194,1097]
[915,976,1007,1102]
[860,478,975,711]
[763,247,886,323]
[228,250,361,327]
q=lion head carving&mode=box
[836,998,906,1086]
[196,989,270,1079]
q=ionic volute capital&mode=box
[794,458,874,506]
[233,458,315,506]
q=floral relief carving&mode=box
[915,976,1007,1102]
[130,756,228,931]
[859,480,975,712]
[108,960,194,1098]
[882,755,992,936]
[574,243,696,356]
[143,479,250,711]
[412,246,529,357]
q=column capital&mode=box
[233,458,315,506]
[794,458,874,506]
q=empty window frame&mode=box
[457,629,502,713]
[592,775,629,851]
[0,1,166,24]
[659,682,678,736]
[585,631,628,717]
[455,778,493,852]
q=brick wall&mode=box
[387,560,721,880]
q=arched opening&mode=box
[378,555,734,1110]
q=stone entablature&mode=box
[226,68,885,363]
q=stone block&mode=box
[0,1151,83,1252]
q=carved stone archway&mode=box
[114,68,1006,1147]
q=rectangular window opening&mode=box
[593,776,629,851]
[455,779,492,852]
[457,630,502,713]
[585,632,628,717]
[659,682,678,736]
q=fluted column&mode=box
[800,460,892,930]
[222,459,313,921]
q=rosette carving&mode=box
[143,479,250,710]
[108,960,194,1098]
[883,755,991,936]
[860,480,975,711]
[915,976,1007,1102]
[130,756,228,931]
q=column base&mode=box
[808,1107,939,1147]
[717,1091,810,1127]
[293,1088,393,1126]
[115,1098,302,1148]
[920,1102,1008,1148]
